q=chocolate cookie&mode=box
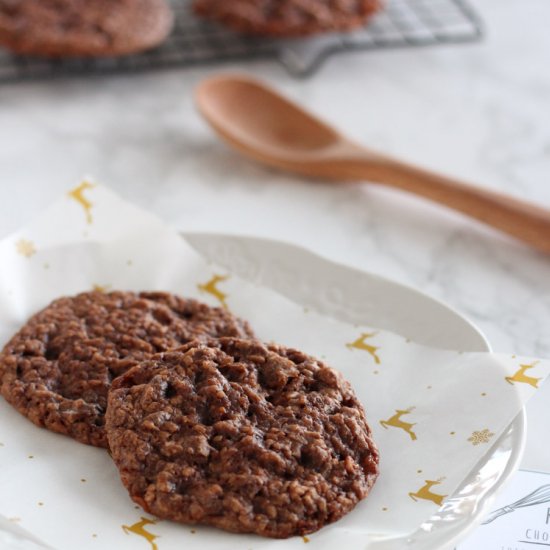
[106,338,379,538]
[0,0,173,57]
[193,0,381,37]
[0,291,255,448]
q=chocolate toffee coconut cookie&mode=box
[106,338,379,538]
[0,0,173,57]
[193,0,382,37]
[0,291,255,448]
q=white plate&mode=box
[0,232,525,550]
[184,232,526,550]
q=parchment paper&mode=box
[0,183,547,550]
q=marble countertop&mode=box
[0,0,548,489]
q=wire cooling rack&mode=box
[0,0,483,82]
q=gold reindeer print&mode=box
[380,407,417,440]
[15,238,36,258]
[408,478,447,506]
[198,274,229,309]
[67,181,95,224]
[122,517,159,550]
[92,284,111,293]
[346,332,381,364]
[505,361,541,389]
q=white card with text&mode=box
[458,470,550,550]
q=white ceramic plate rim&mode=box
[184,231,526,550]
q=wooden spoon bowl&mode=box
[196,74,550,254]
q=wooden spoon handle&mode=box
[340,153,550,254]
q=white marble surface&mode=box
[0,0,548,481]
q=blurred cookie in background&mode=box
[193,0,382,37]
[0,0,174,57]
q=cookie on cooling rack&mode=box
[106,338,379,538]
[0,0,174,57]
[0,291,255,448]
[193,0,382,37]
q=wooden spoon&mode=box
[195,74,550,254]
